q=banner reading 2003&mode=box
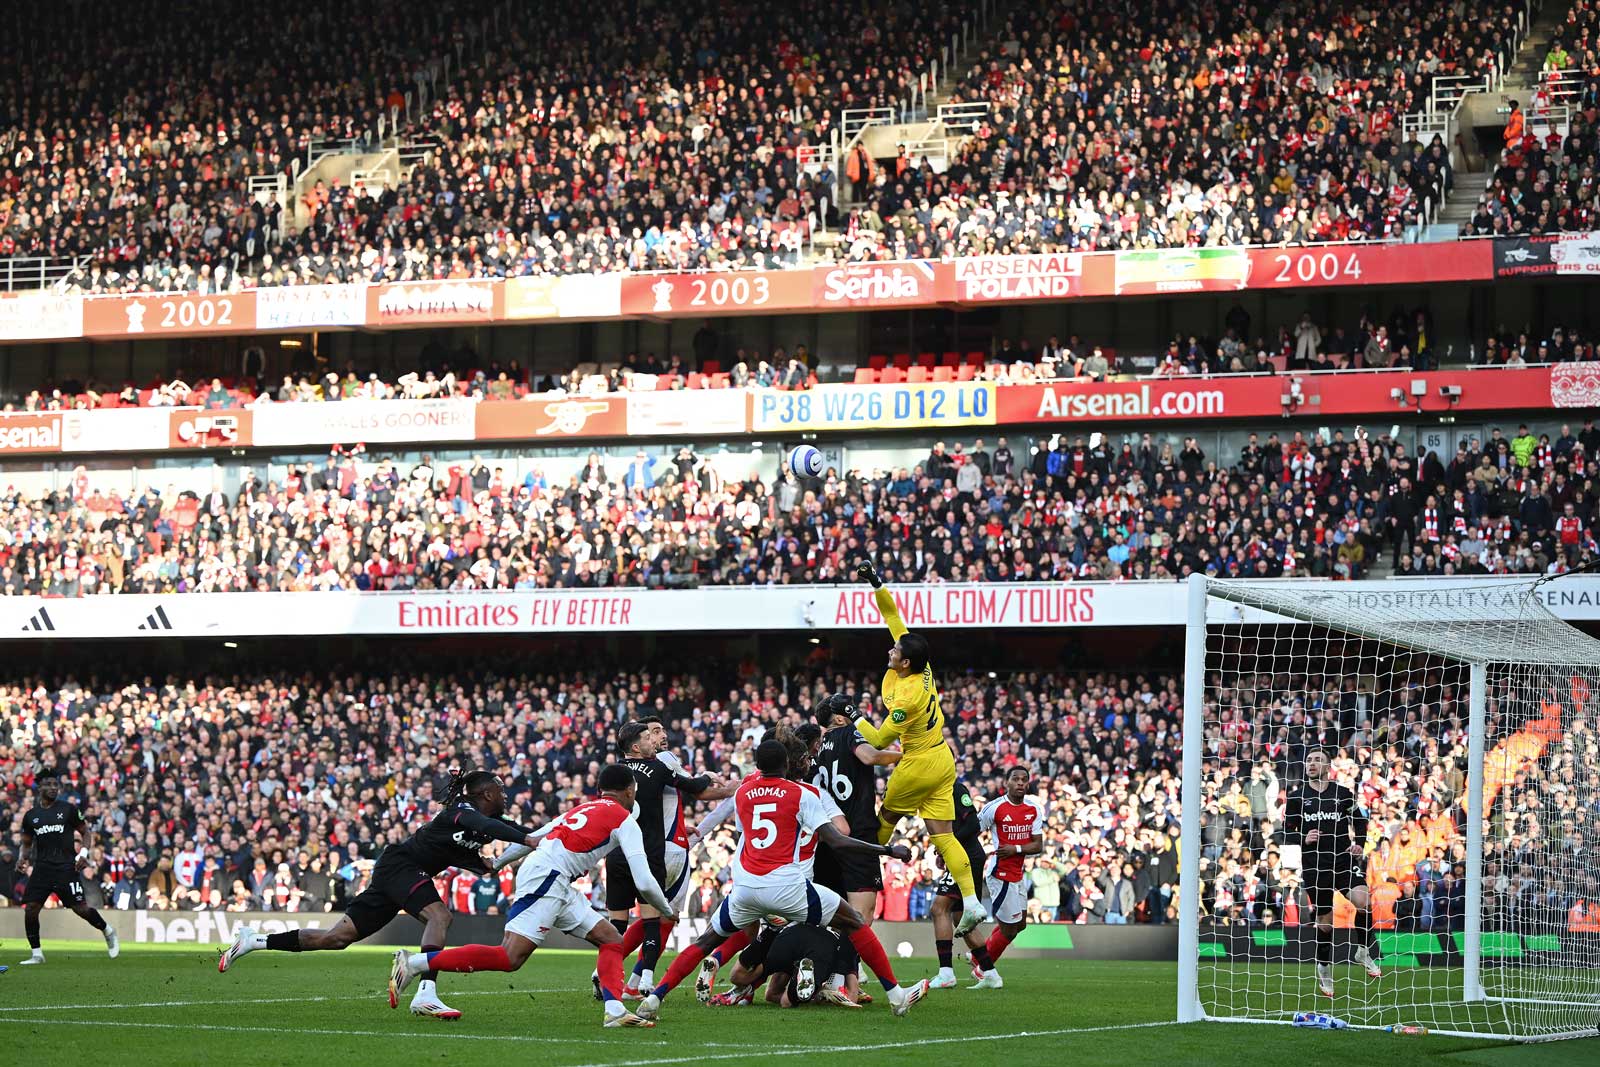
[748,382,996,433]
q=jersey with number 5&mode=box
[732,775,832,887]
[813,724,880,839]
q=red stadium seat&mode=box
[891,353,911,370]
[931,366,954,383]
[868,354,888,371]
[701,360,721,375]
[956,363,976,381]
[941,351,962,367]
[853,367,877,384]
[906,366,929,383]
[879,366,906,384]
[965,351,987,367]
[916,352,937,369]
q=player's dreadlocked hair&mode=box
[443,768,500,806]
[767,725,811,780]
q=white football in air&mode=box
[788,444,824,477]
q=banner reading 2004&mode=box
[749,382,996,433]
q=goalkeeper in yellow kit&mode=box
[854,561,986,935]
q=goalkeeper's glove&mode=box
[855,560,882,588]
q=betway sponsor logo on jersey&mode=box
[814,261,938,307]
[0,413,62,453]
[954,254,1080,301]
[1027,383,1226,421]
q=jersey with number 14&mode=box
[733,775,832,887]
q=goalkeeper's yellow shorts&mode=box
[882,747,957,821]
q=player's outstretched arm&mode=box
[854,742,902,766]
[856,560,908,640]
[815,822,911,862]
[488,822,556,871]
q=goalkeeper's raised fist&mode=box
[855,560,882,588]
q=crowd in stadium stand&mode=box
[1467,0,1600,237]
[6,0,966,292]
[2,655,1593,933]
[846,0,1537,260]
[1,420,1596,597]
[5,0,1593,292]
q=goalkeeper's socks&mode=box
[936,938,954,969]
[929,833,977,899]
[876,814,899,846]
[984,927,1014,965]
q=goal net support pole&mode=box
[1178,573,1600,1042]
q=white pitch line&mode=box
[565,1021,1183,1067]
[0,988,574,1013]
[0,1017,670,1047]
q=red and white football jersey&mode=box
[732,774,832,887]
[531,797,642,879]
[979,795,1047,882]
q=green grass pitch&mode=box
[0,942,1595,1066]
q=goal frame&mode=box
[1175,572,1596,1042]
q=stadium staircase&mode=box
[1430,0,1576,237]
[820,0,1005,243]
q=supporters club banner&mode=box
[627,389,746,437]
[366,280,500,325]
[950,254,1082,302]
[0,291,81,340]
[504,274,623,320]
[1113,247,1251,295]
[8,578,1600,638]
[254,284,366,330]
[811,260,946,308]
[250,398,478,447]
[748,381,995,433]
[1494,232,1600,278]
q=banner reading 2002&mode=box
[748,382,996,433]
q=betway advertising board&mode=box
[7,578,1600,639]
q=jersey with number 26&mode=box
[733,775,832,887]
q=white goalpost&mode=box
[1178,573,1600,1042]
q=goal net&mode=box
[1177,574,1600,1042]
